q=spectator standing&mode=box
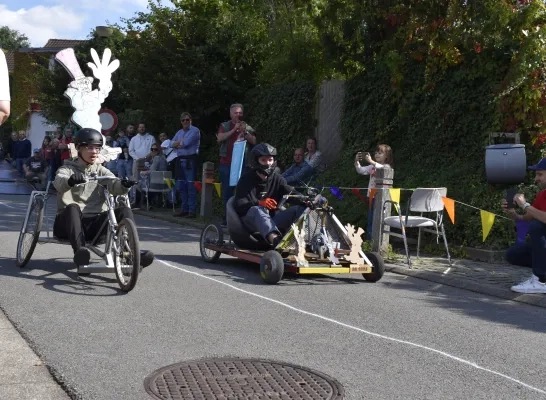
[216,103,256,225]
[171,113,200,218]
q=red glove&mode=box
[258,198,277,210]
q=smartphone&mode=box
[504,187,519,209]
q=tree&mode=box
[0,26,30,51]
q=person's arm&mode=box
[217,123,238,142]
[243,125,256,145]
[355,163,373,176]
[290,162,314,184]
[171,131,182,148]
[282,164,296,180]
[0,50,10,125]
[234,173,258,215]
[23,160,30,175]
[53,166,73,193]
[128,137,138,160]
[513,194,546,223]
[180,128,200,148]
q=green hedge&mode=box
[315,59,539,250]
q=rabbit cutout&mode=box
[55,47,121,163]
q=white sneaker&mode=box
[511,275,546,294]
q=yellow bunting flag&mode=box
[389,188,400,205]
[164,178,173,189]
[214,182,222,198]
[480,210,496,242]
[442,197,455,224]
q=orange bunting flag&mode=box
[214,183,221,198]
[480,210,496,242]
[442,197,455,224]
[194,181,202,192]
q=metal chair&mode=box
[141,171,174,211]
[381,187,451,268]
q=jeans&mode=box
[241,205,306,240]
[366,198,375,241]
[117,159,133,179]
[15,158,26,175]
[505,219,546,280]
[220,163,234,224]
[177,158,197,213]
[106,159,118,175]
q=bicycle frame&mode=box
[27,178,129,274]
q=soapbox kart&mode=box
[199,191,385,284]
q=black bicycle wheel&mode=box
[16,197,44,268]
[199,223,223,263]
[114,218,141,292]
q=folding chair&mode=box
[142,171,174,211]
[381,187,451,268]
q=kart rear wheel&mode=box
[16,197,44,268]
[362,252,385,282]
[114,218,140,292]
[200,223,223,263]
[260,250,284,284]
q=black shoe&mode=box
[140,250,154,268]
[185,212,196,218]
[73,248,91,266]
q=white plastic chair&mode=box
[381,187,451,268]
[141,171,174,211]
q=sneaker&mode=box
[140,250,154,268]
[511,275,546,294]
[73,248,91,266]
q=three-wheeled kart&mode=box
[199,191,385,284]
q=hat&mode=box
[528,158,546,170]
[33,148,40,153]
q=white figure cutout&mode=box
[321,230,339,265]
[55,48,121,163]
[292,223,309,267]
[345,223,365,264]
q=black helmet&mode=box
[251,143,277,177]
[73,128,103,147]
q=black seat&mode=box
[226,197,271,251]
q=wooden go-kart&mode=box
[199,192,385,284]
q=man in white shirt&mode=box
[158,132,177,165]
[0,50,10,125]
[128,122,155,181]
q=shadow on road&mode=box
[0,256,126,297]
[158,254,368,287]
[382,274,546,333]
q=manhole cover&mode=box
[144,357,344,400]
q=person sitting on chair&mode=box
[234,143,309,247]
[53,128,155,268]
[24,148,48,190]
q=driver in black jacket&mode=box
[234,143,307,247]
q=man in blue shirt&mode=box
[171,112,200,217]
[282,147,314,187]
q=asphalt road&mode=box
[0,193,545,400]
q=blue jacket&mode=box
[282,161,314,186]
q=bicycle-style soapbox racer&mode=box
[199,186,385,285]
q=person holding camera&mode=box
[502,158,546,294]
[355,144,393,240]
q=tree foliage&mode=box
[0,26,30,51]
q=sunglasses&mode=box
[181,118,191,122]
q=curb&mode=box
[384,264,546,309]
[134,209,546,309]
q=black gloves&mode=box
[67,172,86,187]
[121,178,136,188]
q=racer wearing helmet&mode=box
[234,143,307,247]
[53,128,154,268]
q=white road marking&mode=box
[157,258,546,396]
[0,200,16,209]
[443,267,451,275]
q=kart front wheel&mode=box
[362,252,385,282]
[16,197,44,268]
[114,218,140,292]
[200,223,223,263]
[260,250,284,284]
